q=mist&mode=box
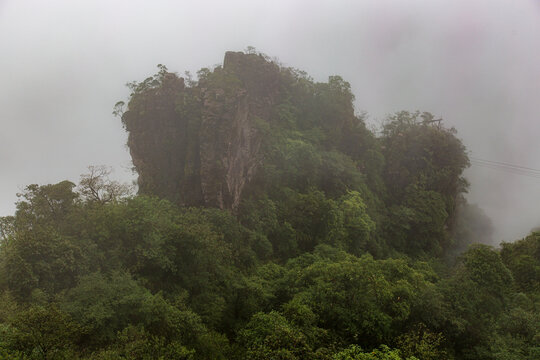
[2,0,540,243]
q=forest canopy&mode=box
[0,51,538,359]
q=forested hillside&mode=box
[1,51,539,359]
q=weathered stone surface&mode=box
[123,74,187,203]
[198,52,281,209]
[123,52,282,210]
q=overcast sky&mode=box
[1,0,540,243]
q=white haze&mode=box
[1,0,540,243]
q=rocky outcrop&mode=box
[122,51,283,210]
[199,87,254,209]
[122,74,187,203]
[198,52,281,209]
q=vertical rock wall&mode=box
[123,52,282,210]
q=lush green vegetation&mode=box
[1,51,539,359]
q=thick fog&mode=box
[1,0,539,243]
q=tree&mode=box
[280,246,434,349]
[237,311,315,359]
[0,181,88,299]
[380,111,470,256]
[112,101,125,117]
[441,245,514,359]
[13,181,78,229]
[78,165,132,205]
[0,216,15,243]
[4,304,82,359]
[333,345,416,360]
[500,232,540,292]
[335,190,376,254]
[0,227,87,299]
[396,324,447,360]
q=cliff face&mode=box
[122,52,282,210]
[122,73,187,203]
[199,51,282,209]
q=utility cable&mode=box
[470,156,540,174]
[469,156,540,179]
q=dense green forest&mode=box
[1,51,539,359]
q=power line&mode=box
[471,160,540,176]
[471,162,540,179]
[470,156,540,174]
[470,156,540,179]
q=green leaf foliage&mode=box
[1,51,535,359]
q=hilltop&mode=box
[1,51,538,359]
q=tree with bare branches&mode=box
[78,166,133,205]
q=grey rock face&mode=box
[124,51,282,210]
